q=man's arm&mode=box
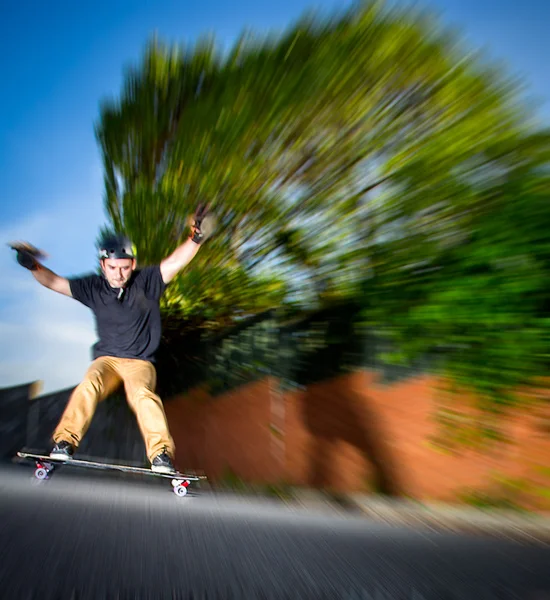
[160,238,201,284]
[9,241,72,297]
[159,205,217,284]
[32,265,73,297]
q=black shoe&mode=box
[151,448,176,474]
[49,440,75,460]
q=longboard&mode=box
[17,451,206,497]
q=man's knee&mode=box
[131,386,162,403]
[77,371,105,396]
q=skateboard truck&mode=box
[171,478,191,497]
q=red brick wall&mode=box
[165,378,286,482]
[164,371,550,511]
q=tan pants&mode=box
[53,357,175,462]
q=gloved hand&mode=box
[189,204,217,244]
[8,241,46,271]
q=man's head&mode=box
[101,257,136,288]
[98,234,137,289]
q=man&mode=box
[10,206,214,474]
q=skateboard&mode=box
[17,451,206,497]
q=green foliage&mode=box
[458,473,536,512]
[364,139,550,426]
[217,467,252,492]
[457,489,526,512]
[95,0,550,443]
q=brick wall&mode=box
[165,378,286,482]
[164,370,550,511]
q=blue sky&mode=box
[1,0,549,394]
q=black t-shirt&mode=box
[69,265,167,363]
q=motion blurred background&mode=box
[1,0,550,513]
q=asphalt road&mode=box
[1,464,550,600]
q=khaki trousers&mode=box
[53,357,175,462]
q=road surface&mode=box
[1,463,549,599]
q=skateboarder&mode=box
[10,206,215,474]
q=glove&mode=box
[190,204,217,244]
[8,241,46,271]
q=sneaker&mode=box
[151,448,176,474]
[49,440,75,460]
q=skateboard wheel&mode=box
[173,485,188,497]
[34,467,49,480]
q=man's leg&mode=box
[119,359,176,471]
[51,357,121,454]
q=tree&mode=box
[94,0,549,441]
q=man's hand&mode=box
[8,241,47,271]
[189,204,217,245]
[8,241,72,296]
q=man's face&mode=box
[101,258,136,288]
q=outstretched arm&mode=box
[159,205,216,284]
[9,241,72,297]
[32,264,72,297]
[160,238,201,284]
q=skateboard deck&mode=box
[17,451,206,497]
